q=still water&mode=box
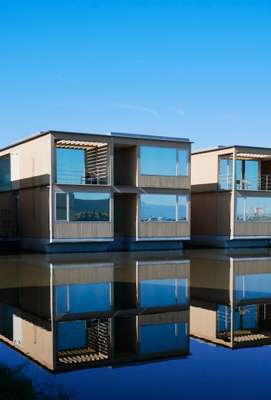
[1,249,271,399]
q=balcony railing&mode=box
[57,170,108,185]
[219,174,271,191]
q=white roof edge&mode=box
[192,145,229,154]
[110,131,191,142]
[0,130,191,152]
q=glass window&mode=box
[177,149,189,176]
[236,159,259,190]
[140,146,176,176]
[140,323,187,354]
[57,321,87,351]
[236,197,245,221]
[140,278,188,308]
[0,155,11,192]
[141,194,176,222]
[140,194,188,222]
[56,148,85,184]
[69,192,110,221]
[235,274,271,301]
[178,195,188,221]
[219,157,233,190]
[236,196,271,222]
[56,193,67,221]
[56,283,111,315]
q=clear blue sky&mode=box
[1,0,271,150]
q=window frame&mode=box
[54,191,112,223]
[139,193,189,223]
[140,146,189,177]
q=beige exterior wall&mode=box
[139,175,190,189]
[234,221,271,237]
[138,221,190,238]
[19,187,50,238]
[191,147,234,192]
[0,192,17,237]
[54,221,113,239]
[191,191,231,236]
[0,315,54,370]
[190,306,217,339]
[138,261,190,280]
[0,133,52,189]
[233,257,271,276]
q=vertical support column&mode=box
[230,257,234,347]
[49,134,55,243]
[230,149,236,239]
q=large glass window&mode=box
[56,283,112,315]
[140,146,189,176]
[140,278,188,308]
[140,194,188,222]
[0,155,11,192]
[236,196,271,222]
[140,323,187,354]
[56,144,109,185]
[69,192,110,221]
[56,148,85,184]
[55,192,110,222]
[235,274,271,301]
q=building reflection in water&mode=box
[0,251,190,371]
[190,249,271,348]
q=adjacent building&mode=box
[0,130,191,252]
[191,145,271,247]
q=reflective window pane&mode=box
[56,193,67,221]
[219,157,232,190]
[140,194,176,222]
[56,148,85,184]
[177,149,189,176]
[69,192,110,221]
[236,197,245,221]
[0,155,11,192]
[236,159,259,190]
[140,323,187,354]
[178,195,188,221]
[236,196,271,222]
[140,146,176,176]
[245,160,259,190]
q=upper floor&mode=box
[192,145,271,193]
[0,130,191,192]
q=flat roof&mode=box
[0,130,191,152]
[192,144,271,155]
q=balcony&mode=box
[55,139,110,186]
[219,174,271,192]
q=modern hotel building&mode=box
[191,145,271,248]
[0,130,191,252]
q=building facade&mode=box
[0,130,191,252]
[191,145,271,247]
